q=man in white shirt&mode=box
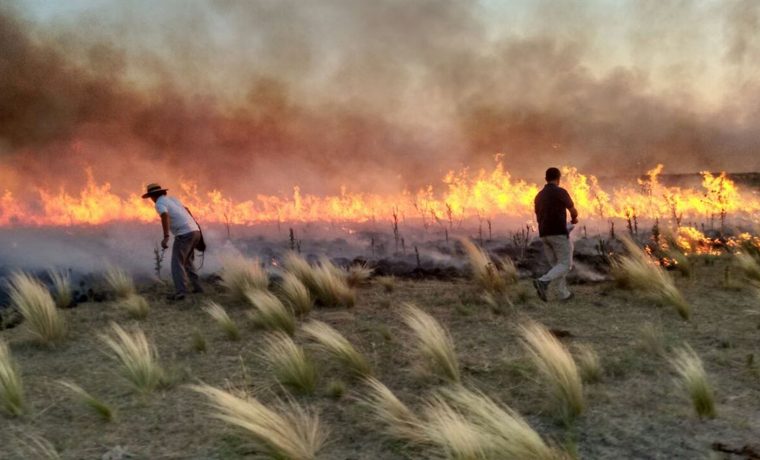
[142,183,203,300]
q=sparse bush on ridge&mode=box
[279,272,313,316]
[99,322,164,393]
[190,383,328,460]
[246,289,296,335]
[203,301,240,341]
[58,380,114,421]
[262,332,317,394]
[219,255,268,303]
[401,303,460,383]
[48,269,72,309]
[0,339,24,416]
[519,320,584,422]
[8,272,67,344]
[302,320,371,377]
[670,345,716,418]
[104,266,136,299]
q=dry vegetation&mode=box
[302,320,372,377]
[98,323,164,393]
[7,272,66,344]
[219,255,269,303]
[0,339,24,416]
[401,303,460,383]
[104,266,136,299]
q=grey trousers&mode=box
[539,235,574,300]
[172,231,201,295]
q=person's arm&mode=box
[568,206,579,224]
[160,212,170,249]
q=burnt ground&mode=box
[1,256,759,460]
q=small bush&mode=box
[104,266,136,299]
[121,294,150,320]
[58,380,114,421]
[302,320,371,377]
[246,289,296,335]
[219,255,268,303]
[670,345,716,418]
[48,269,72,308]
[99,323,164,393]
[8,272,67,344]
[401,303,460,383]
[261,332,317,394]
[279,272,313,316]
[203,301,240,341]
[0,339,24,416]
[190,384,327,460]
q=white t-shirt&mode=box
[155,196,200,236]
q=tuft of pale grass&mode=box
[519,321,584,421]
[15,433,60,460]
[121,294,150,319]
[574,344,602,383]
[190,384,327,460]
[8,272,67,344]
[376,275,396,293]
[203,301,240,341]
[670,345,716,418]
[57,380,114,421]
[279,272,313,316]
[246,289,296,335]
[612,237,690,320]
[192,330,207,353]
[359,377,426,443]
[423,395,490,460]
[99,322,164,393]
[441,386,560,460]
[0,339,24,416]
[346,263,374,287]
[104,266,136,299]
[401,303,460,383]
[460,238,516,295]
[735,252,760,283]
[282,252,319,291]
[261,332,317,394]
[219,255,269,303]
[48,269,72,309]
[638,322,666,356]
[312,261,356,308]
[302,320,371,377]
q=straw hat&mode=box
[141,183,168,199]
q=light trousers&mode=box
[539,234,573,299]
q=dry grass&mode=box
[612,237,690,320]
[104,266,136,299]
[460,238,516,295]
[422,395,490,459]
[670,345,716,418]
[190,384,328,460]
[376,275,396,293]
[282,252,319,291]
[57,380,114,421]
[14,432,61,460]
[735,252,760,283]
[638,322,667,356]
[99,322,164,393]
[401,303,460,383]
[312,261,356,308]
[359,377,426,443]
[279,272,313,316]
[203,301,240,341]
[262,332,317,394]
[0,339,24,416]
[347,263,374,287]
[8,272,67,344]
[302,320,371,377]
[575,344,602,383]
[519,320,584,421]
[219,255,269,303]
[441,386,560,460]
[245,289,296,335]
[120,294,150,320]
[48,269,72,309]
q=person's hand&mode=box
[571,218,579,225]
[161,235,170,249]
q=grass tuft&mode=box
[460,238,517,295]
[8,272,67,344]
[104,266,136,299]
[99,322,164,393]
[57,380,114,421]
[219,255,269,303]
[346,263,374,287]
[190,384,327,460]
[261,332,317,394]
[401,303,460,383]
[376,275,396,293]
[191,330,207,353]
[302,320,372,377]
[312,260,356,308]
[519,320,584,421]
[574,344,602,383]
[279,272,313,316]
[735,252,760,283]
[638,322,666,356]
[423,395,490,459]
[670,345,716,418]
[0,339,24,416]
[48,269,72,308]
[121,294,150,320]
[359,377,426,443]
[245,289,296,335]
[203,301,240,341]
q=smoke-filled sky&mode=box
[1,0,759,198]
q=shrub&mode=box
[302,320,371,377]
[48,269,72,308]
[203,301,240,341]
[99,323,164,393]
[401,303,460,383]
[261,332,317,394]
[0,339,24,416]
[246,289,296,335]
[104,266,136,299]
[58,380,114,421]
[670,345,716,418]
[121,294,150,320]
[190,384,327,460]
[8,272,67,344]
[519,321,584,421]
[219,255,268,303]
[279,272,313,316]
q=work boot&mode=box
[532,279,549,302]
[166,293,186,301]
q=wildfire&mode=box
[0,163,758,229]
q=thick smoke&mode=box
[1,0,759,200]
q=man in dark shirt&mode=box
[533,167,579,301]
